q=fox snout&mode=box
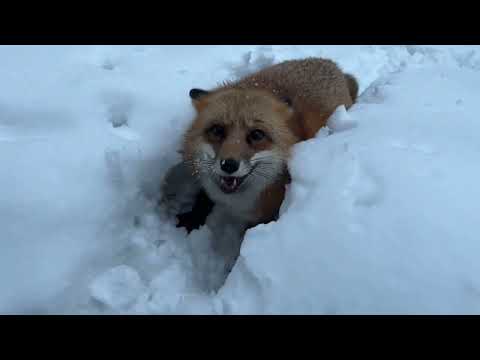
[212,136,253,177]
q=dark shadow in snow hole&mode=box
[158,159,215,233]
[175,189,214,233]
[107,101,131,128]
[102,92,133,128]
[102,60,116,71]
[109,111,129,128]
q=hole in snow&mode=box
[102,93,133,128]
[109,112,128,128]
[101,59,116,71]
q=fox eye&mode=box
[206,124,225,140]
[247,129,267,143]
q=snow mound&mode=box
[218,63,480,314]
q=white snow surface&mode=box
[1,45,480,314]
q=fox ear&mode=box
[189,88,209,100]
[280,96,293,108]
[189,88,210,112]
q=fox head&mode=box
[182,88,300,202]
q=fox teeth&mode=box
[221,177,238,189]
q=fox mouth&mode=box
[219,175,248,194]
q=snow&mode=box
[90,265,145,311]
[327,105,357,133]
[1,45,480,314]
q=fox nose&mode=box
[221,158,239,174]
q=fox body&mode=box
[163,58,358,270]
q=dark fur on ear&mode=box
[280,96,293,108]
[189,88,210,100]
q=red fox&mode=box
[163,58,358,270]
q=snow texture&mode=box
[1,45,480,314]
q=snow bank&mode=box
[219,63,480,314]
